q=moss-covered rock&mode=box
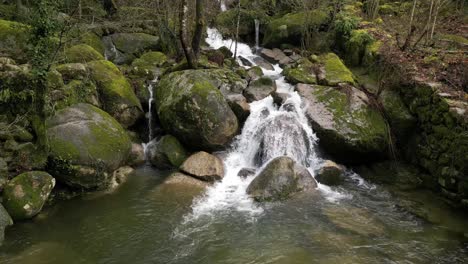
[2,171,55,220]
[51,79,100,110]
[380,89,416,142]
[46,103,132,189]
[147,135,188,169]
[246,156,317,202]
[79,32,105,55]
[54,63,88,81]
[283,58,317,85]
[155,70,239,150]
[0,19,29,63]
[0,203,13,245]
[64,44,104,63]
[345,29,375,66]
[107,33,160,64]
[263,10,328,47]
[130,51,167,78]
[87,60,143,127]
[319,53,356,86]
[244,76,277,102]
[296,84,388,164]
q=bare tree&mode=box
[192,0,204,59]
[179,0,196,68]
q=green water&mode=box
[1,166,467,264]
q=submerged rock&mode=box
[0,203,13,245]
[323,206,386,237]
[247,156,317,202]
[46,103,132,189]
[315,160,345,186]
[244,77,277,102]
[87,60,143,127]
[163,172,209,190]
[296,84,388,164]
[180,151,224,182]
[155,70,239,150]
[147,135,188,170]
[2,171,55,220]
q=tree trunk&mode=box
[234,0,241,58]
[192,0,204,59]
[179,0,197,69]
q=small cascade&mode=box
[219,0,227,11]
[254,19,260,53]
[142,77,158,160]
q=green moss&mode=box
[158,135,188,167]
[79,32,105,55]
[131,51,167,70]
[283,67,317,85]
[345,29,375,66]
[320,53,355,86]
[379,4,396,15]
[65,44,104,63]
[363,40,382,66]
[0,19,30,62]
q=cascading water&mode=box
[142,77,158,159]
[254,19,260,53]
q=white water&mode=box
[254,19,260,52]
[184,27,350,221]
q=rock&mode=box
[217,46,233,58]
[247,66,264,81]
[2,171,55,220]
[244,77,277,102]
[226,94,251,124]
[65,44,104,63]
[238,56,253,67]
[54,63,88,81]
[379,89,416,141]
[155,70,239,150]
[163,172,209,189]
[46,103,132,189]
[0,158,8,190]
[79,32,105,55]
[109,166,134,189]
[247,156,317,201]
[8,142,48,171]
[0,124,33,142]
[128,143,145,167]
[109,33,160,64]
[147,135,188,170]
[131,51,167,75]
[0,203,13,246]
[180,151,224,182]
[296,84,388,164]
[52,79,100,110]
[253,57,274,71]
[319,53,355,86]
[324,206,386,237]
[315,160,345,186]
[263,11,328,47]
[283,59,317,85]
[238,168,256,178]
[0,20,29,63]
[272,92,289,106]
[87,60,143,127]
[260,48,289,64]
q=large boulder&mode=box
[0,20,29,63]
[318,53,355,86]
[2,171,55,220]
[296,84,388,164]
[226,94,250,124]
[64,44,104,63]
[0,203,13,245]
[315,160,345,186]
[180,151,224,182]
[155,70,239,150]
[147,135,188,169]
[283,58,317,85]
[105,33,160,64]
[46,103,132,189]
[244,77,277,102]
[246,156,317,202]
[87,60,143,127]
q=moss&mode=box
[283,67,317,85]
[319,53,355,86]
[131,51,167,70]
[379,4,397,15]
[111,33,160,55]
[158,135,188,167]
[363,40,382,66]
[0,19,30,62]
[79,32,105,55]
[64,44,104,63]
[345,29,375,66]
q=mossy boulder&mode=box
[319,53,355,86]
[131,51,167,71]
[296,84,388,164]
[155,70,239,150]
[107,33,160,64]
[64,44,104,63]
[244,76,277,102]
[87,60,143,127]
[246,156,317,202]
[79,32,105,55]
[147,135,188,169]
[345,29,375,66]
[46,103,132,189]
[263,10,328,47]
[0,19,29,63]
[247,66,264,81]
[0,203,13,245]
[283,59,317,85]
[315,160,345,186]
[2,171,55,220]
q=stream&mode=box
[1,21,468,264]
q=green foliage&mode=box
[334,13,360,40]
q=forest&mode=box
[0,0,467,263]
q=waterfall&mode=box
[219,0,227,11]
[254,19,260,53]
[142,77,158,160]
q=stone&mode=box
[65,44,104,63]
[315,160,345,186]
[108,33,160,64]
[2,171,55,220]
[109,166,134,189]
[46,103,132,189]
[296,84,388,164]
[246,66,264,81]
[0,20,29,63]
[239,56,253,67]
[379,89,416,142]
[180,151,225,182]
[272,92,289,106]
[155,69,239,150]
[147,135,188,170]
[238,168,256,179]
[131,51,167,75]
[319,53,355,86]
[87,60,143,127]
[246,156,317,202]
[163,172,209,189]
[0,203,13,246]
[128,143,145,167]
[226,94,251,124]
[283,58,317,85]
[244,77,277,102]
[54,63,88,81]
[324,206,386,237]
[253,57,274,71]
[260,48,289,64]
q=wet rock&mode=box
[244,77,277,102]
[109,166,134,189]
[163,172,209,189]
[226,94,251,124]
[128,143,145,167]
[180,151,224,182]
[247,156,317,202]
[272,92,289,106]
[147,135,188,170]
[238,168,256,179]
[2,171,55,220]
[155,69,239,150]
[253,57,274,71]
[324,206,386,237]
[217,46,233,58]
[0,203,13,246]
[238,56,253,67]
[283,58,317,85]
[260,48,291,65]
[246,66,264,81]
[379,89,416,141]
[46,103,132,189]
[315,160,345,186]
[296,84,388,164]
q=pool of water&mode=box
[1,166,467,264]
